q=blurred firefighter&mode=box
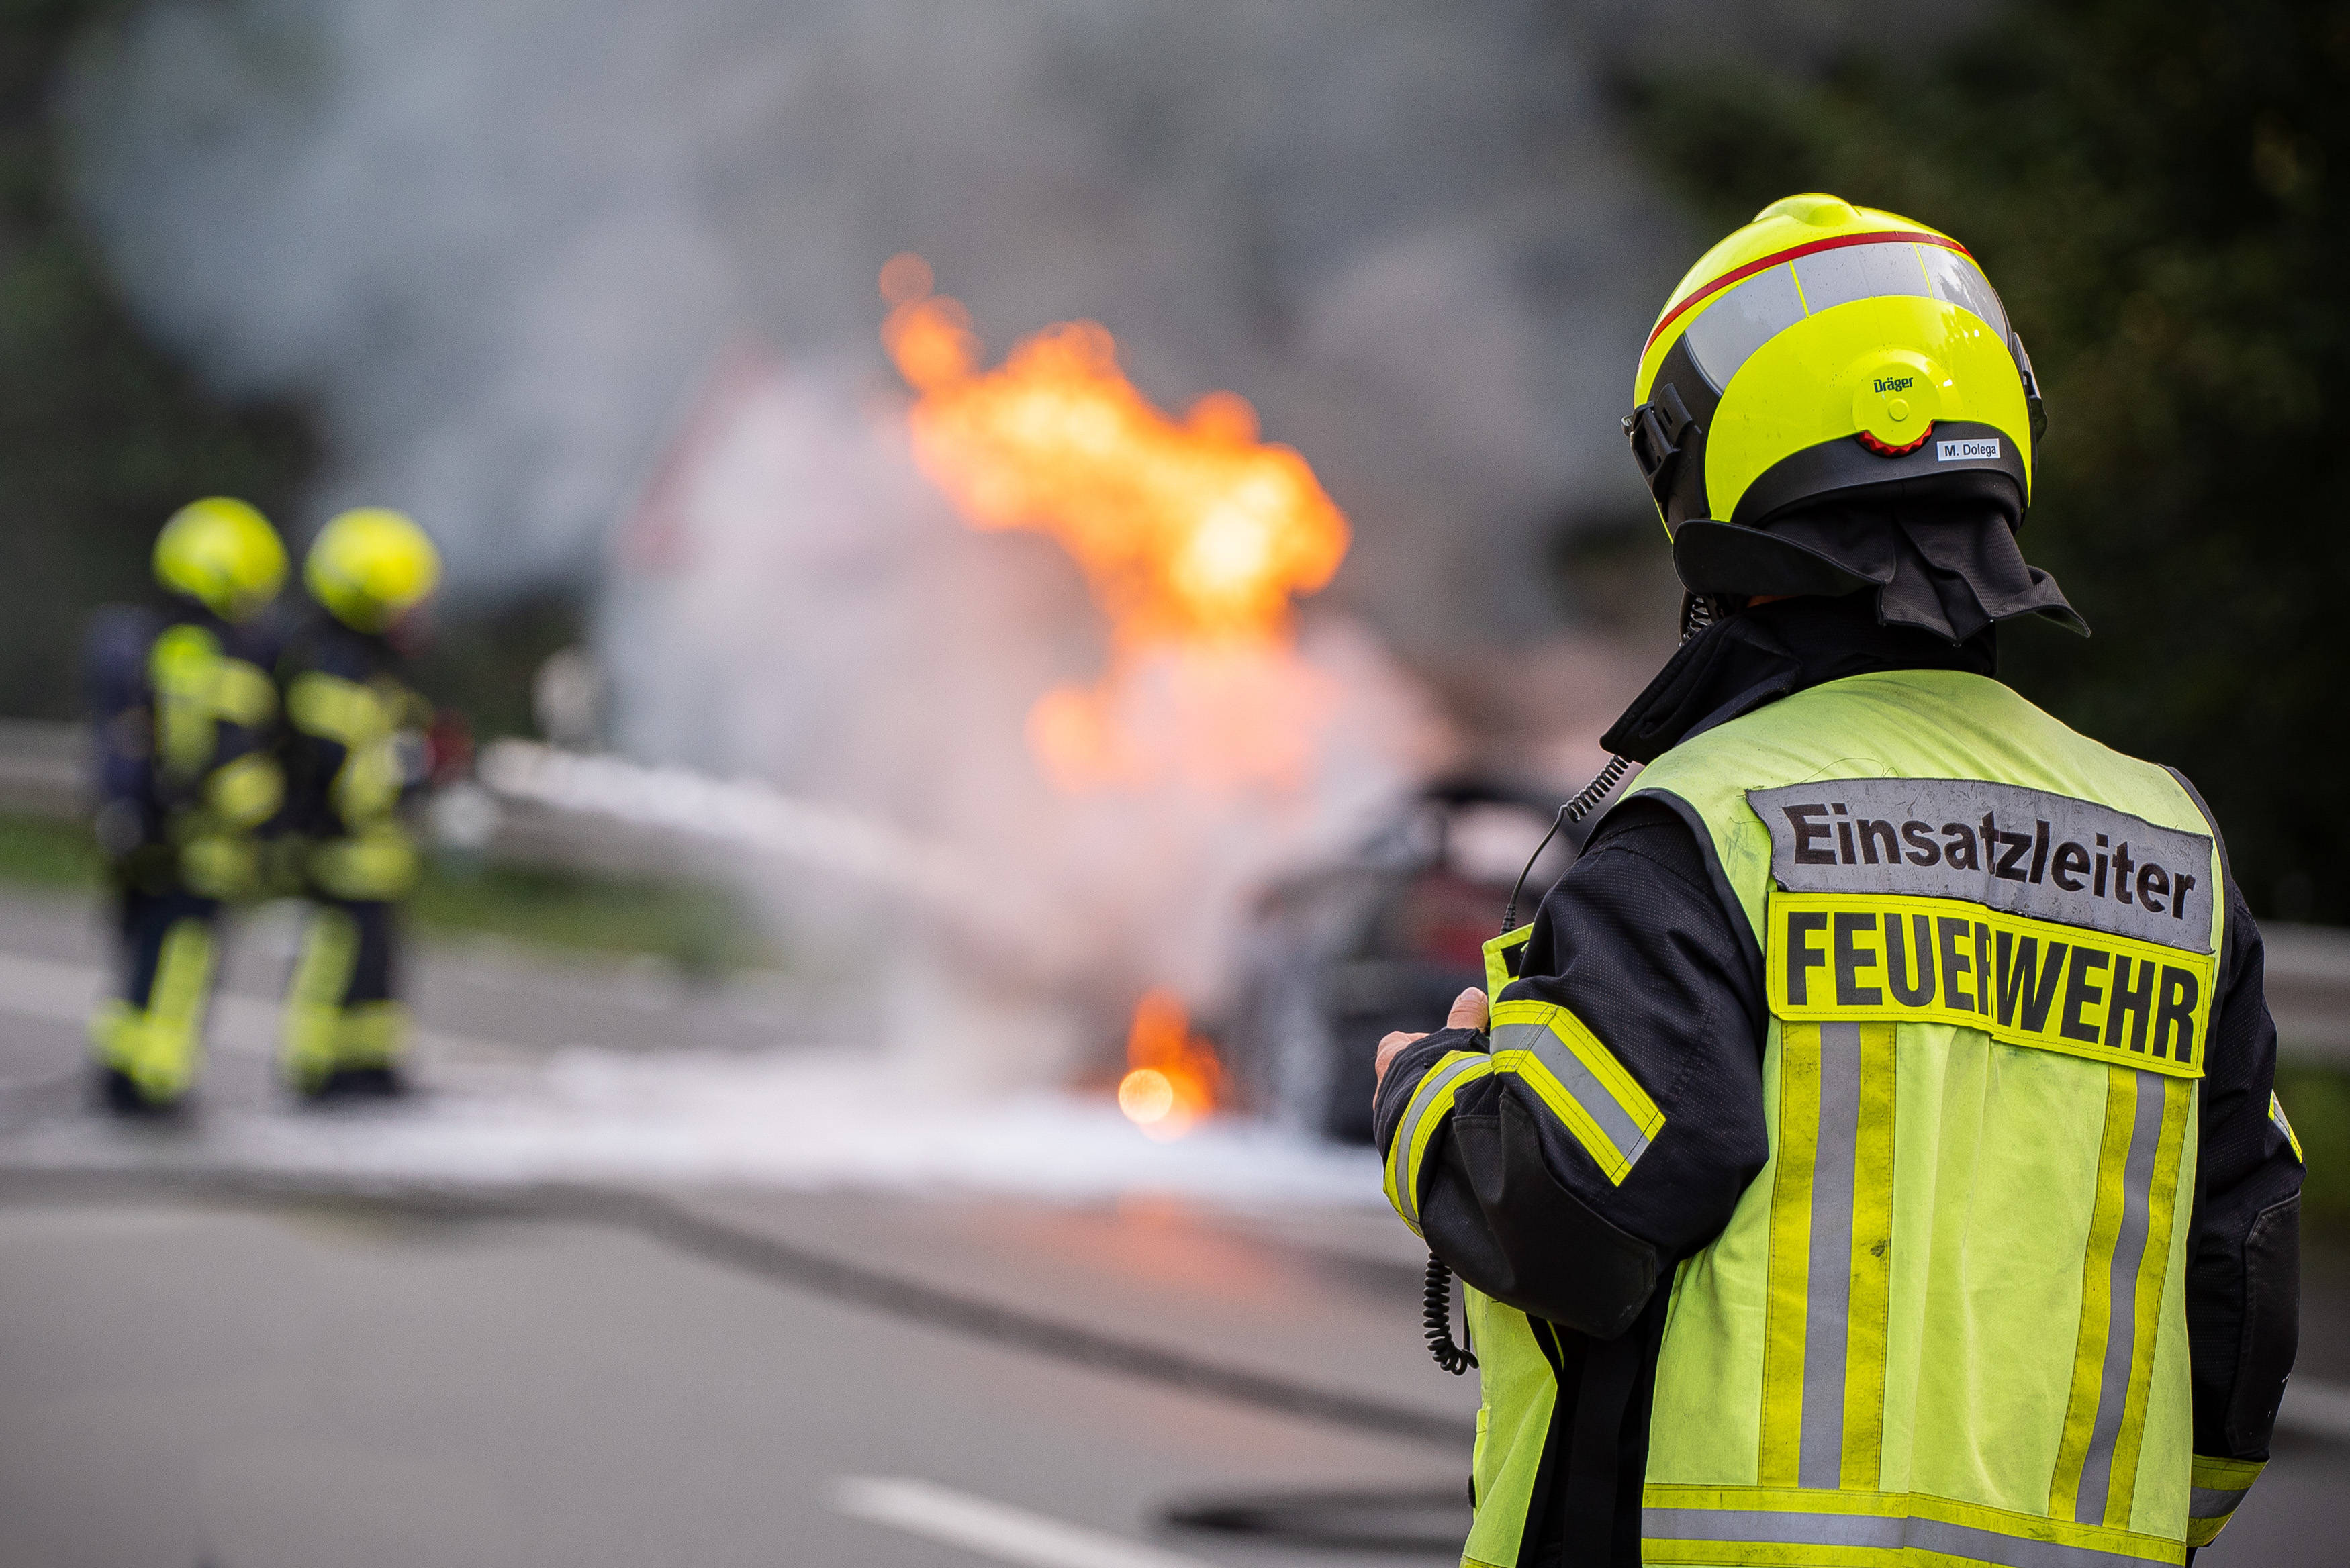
[86,499,289,1112]
[1374,195,2299,1566]
[272,507,441,1098]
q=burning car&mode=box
[1219,777,1581,1145]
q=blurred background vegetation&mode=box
[1619,0,2349,924]
[0,0,312,718]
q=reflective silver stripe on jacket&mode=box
[1644,1506,2168,1568]
[1799,1020,1864,1488]
[2188,1483,2251,1520]
[2075,1073,2172,1523]
[1489,1020,1655,1175]
[1391,1052,1489,1232]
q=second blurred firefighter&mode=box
[273,508,441,1098]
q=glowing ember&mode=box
[1116,989,1221,1139]
[881,255,1350,792]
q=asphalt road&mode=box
[0,886,2340,1566]
[0,1193,1471,1568]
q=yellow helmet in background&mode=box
[153,498,288,622]
[305,508,442,633]
[1628,194,2047,573]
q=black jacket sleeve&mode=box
[83,607,160,818]
[2185,875,2302,1459]
[1374,796,1769,1338]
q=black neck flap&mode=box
[1599,591,1997,764]
[1670,479,2089,645]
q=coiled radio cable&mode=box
[1419,593,1720,1374]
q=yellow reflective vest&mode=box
[1433,669,2255,1568]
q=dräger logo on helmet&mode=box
[1747,778,2216,954]
[1873,375,1914,393]
[1937,437,2000,462]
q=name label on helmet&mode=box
[1937,436,2001,462]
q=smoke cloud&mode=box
[60,0,1968,1078]
[64,0,1707,638]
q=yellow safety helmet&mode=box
[152,497,288,622]
[1628,194,2061,616]
[305,508,442,633]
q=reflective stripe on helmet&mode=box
[1645,228,1969,356]
[1681,240,2015,393]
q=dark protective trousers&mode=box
[89,885,223,1101]
[280,893,405,1087]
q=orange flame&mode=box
[1116,988,1222,1139]
[881,255,1350,791]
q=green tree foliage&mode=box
[1624,0,2349,920]
[0,0,313,718]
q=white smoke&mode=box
[63,0,1700,636]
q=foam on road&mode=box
[9,1048,1386,1203]
[0,944,1383,1204]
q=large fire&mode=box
[1115,989,1223,1140]
[880,253,1364,1131]
[879,253,1350,794]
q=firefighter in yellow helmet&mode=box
[86,498,289,1112]
[1373,197,2299,1565]
[273,507,441,1097]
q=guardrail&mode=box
[0,718,84,821]
[3,718,2346,1065]
[2256,925,2350,1066]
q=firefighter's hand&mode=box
[1374,987,1489,1097]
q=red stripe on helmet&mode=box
[1643,230,1973,356]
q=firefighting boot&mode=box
[285,1001,409,1101]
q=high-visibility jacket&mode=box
[275,605,430,901]
[85,602,283,898]
[1389,669,2283,1568]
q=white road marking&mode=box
[833,1477,1215,1568]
